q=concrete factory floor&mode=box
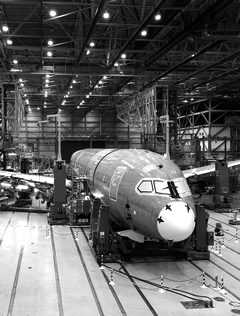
[0,194,240,316]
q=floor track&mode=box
[0,211,240,315]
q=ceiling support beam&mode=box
[76,0,107,65]
[144,0,236,69]
[108,0,169,68]
[174,48,240,86]
[141,40,224,90]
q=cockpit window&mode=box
[137,180,153,193]
[154,180,170,195]
[174,179,189,194]
[136,178,191,197]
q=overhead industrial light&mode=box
[47,51,53,57]
[2,25,8,32]
[89,41,95,47]
[103,11,110,19]
[6,39,12,45]
[48,39,54,46]
[10,68,22,72]
[49,9,56,17]
[86,50,90,55]
[155,13,161,20]
[121,53,126,59]
[141,29,147,36]
[13,59,18,64]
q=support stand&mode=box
[213,161,233,209]
[48,160,68,225]
[185,204,214,260]
[88,202,213,263]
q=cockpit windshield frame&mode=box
[135,177,191,197]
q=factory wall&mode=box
[16,109,141,159]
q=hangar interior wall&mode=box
[15,109,141,161]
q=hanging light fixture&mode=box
[2,25,8,32]
[103,11,110,19]
[49,9,56,17]
[48,39,54,46]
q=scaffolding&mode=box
[117,86,170,152]
[0,83,26,147]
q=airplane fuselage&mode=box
[70,149,196,243]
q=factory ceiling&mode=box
[0,0,240,115]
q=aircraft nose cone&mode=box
[157,201,195,242]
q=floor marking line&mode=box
[80,227,128,316]
[70,227,105,316]
[102,270,128,316]
[120,265,159,316]
[50,227,64,316]
[7,243,25,316]
[7,212,30,316]
[0,213,14,247]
